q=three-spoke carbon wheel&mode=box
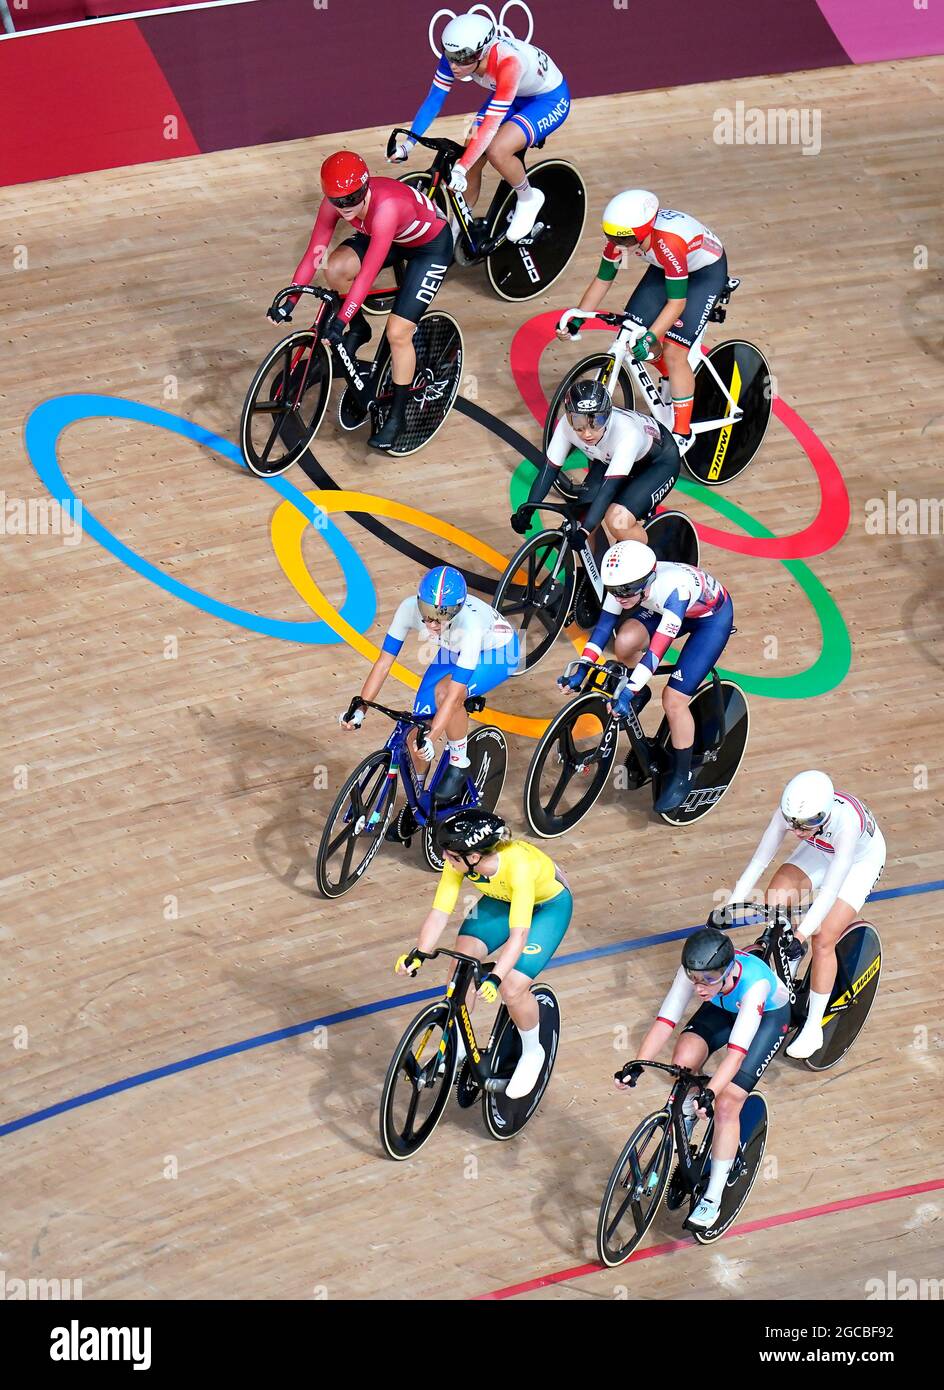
[380,1002,458,1160]
[524,692,620,838]
[240,331,332,476]
[315,750,396,899]
[596,1110,673,1267]
[493,530,576,674]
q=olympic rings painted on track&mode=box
[509,310,851,560]
[270,489,568,740]
[24,395,376,643]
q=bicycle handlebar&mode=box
[616,1059,711,1087]
[405,947,496,983]
[387,127,465,161]
[709,901,795,931]
[348,697,430,739]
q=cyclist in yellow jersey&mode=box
[396,808,572,1098]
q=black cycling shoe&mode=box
[367,410,404,451]
[345,313,372,358]
[432,763,470,805]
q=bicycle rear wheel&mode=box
[240,332,332,476]
[421,725,508,871]
[315,749,396,899]
[645,510,699,568]
[596,1110,673,1267]
[486,160,586,302]
[658,679,749,826]
[373,311,464,457]
[693,1092,769,1243]
[524,692,619,838]
[493,530,576,674]
[803,922,882,1071]
[685,340,772,486]
[380,1001,458,1160]
[542,353,636,501]
[482,983,561,1141]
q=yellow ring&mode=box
[270,488,581,740]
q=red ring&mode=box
[510,311,849,560]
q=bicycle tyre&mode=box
[524,691,619,838]
[486,159,587,302]
[240,331,331,476]
[493,529,577,674]
[596,1109,673,1267]
[380,1001,458,1160]
[315,748,396,899]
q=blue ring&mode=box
[24,395,376,642]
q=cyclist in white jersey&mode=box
[725,770,886,1059]
[340,565,518,809]
[394,13,570,242]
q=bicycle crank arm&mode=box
[484,1077,509,1094]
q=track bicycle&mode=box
[362,128,585,307]
[315,695,507,898]
[721,901,883,1071]
[524,658,749,834]
[240,284,463,475]
[493,500,699,674]
[380,948,561,1159]
[544,292,772,488]
[596,1059,769,1264]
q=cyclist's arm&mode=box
[338,202,398,324]
[525,418,573,505]
[431,861,465,918]
[726,809,789,904]
[797,822,859,939]
[291,200,340,290]
[359,649,396,702]
[459,49,522,169]
[369,596,417,698]
[414,906,451,954]
[580,594,622,662]
[625,591,687,693]
[637,966,694,1059]
[409,56,455,139]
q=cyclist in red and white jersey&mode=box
[559,192,728,453]
[393,13,570,243]
[725,771,886,1058]
[272,151,452,450]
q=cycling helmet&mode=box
[781,770,834,832]
[564,379,613,431]
[417,565,467,623]
[441,13,496,65]
[436,808,507,858]
[682,927,735,979]
[321,151,370,209]
[601,189,659,242]
[601,540,657,598]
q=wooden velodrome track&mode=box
[3,57,944,1302]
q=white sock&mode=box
[704,1156,735,1206]
[518,1022,541,1056]
[448,737,469,767]
[513,177,533,198]
[805,990,830,1028]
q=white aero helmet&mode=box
[601,540,657,598]
[601,189,659,241]
[781,770,835,832]
[441,12,496,65]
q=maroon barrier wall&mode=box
[1,0,940,187]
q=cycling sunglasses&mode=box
[328,187,368,210]
[604,573,654,599]
[566,409,611,430]
[686,966,730,986]
[786,812,828,833]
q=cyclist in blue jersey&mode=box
[340,566,518,810]
[619,926,790,1232]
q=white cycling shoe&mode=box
[685,1196,721,1230]
[506,189,544,243]
[505,1043,546,1099]
[786,1021,824,1059]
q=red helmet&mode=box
[321,151,370,208]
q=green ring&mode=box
[509,459,851,700]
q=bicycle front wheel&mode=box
[542,353,636,501]
[315,749,396,899]
[493,530,576,674]
[380,1001,458,1160]
[524,691,619,838]
[596,1110,673,1267]
[240,331,331,476]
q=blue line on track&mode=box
[2,877,941,1139]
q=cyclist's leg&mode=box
[433,634,519,801]
[501,82,571,241]
[368,225,452,450]
[674,1005,724,1137]
[603,430,682,543]
[329,233,393,351]
[455,895,508,1018]
[611,610,660,667]
[654,594,734,811]
[662,255,728,440]
[411,654,453,767]
[501,887,571,1097]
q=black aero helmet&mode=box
[436,808,507,858]
[564,379,613,430]
[682,927,735,978]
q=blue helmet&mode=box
[417,565,467,622]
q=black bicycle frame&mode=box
[621,1060,711,1200]
[412,949,506,1090]
[271,283,385,404]
[387,128,512,260]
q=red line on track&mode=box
[475,1176,944,1300]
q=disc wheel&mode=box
[493,530,576,674]
[596,1110,673,1267]
[692,1093,769,1244]
[372,311,464,457]
[645,510,700,568]
[684,340,773,486]
[315,749,396,899]
[802,922,882,1071]
[379,1002,458,1160]
[486,160,587,302]
[657,680,749,826]
[421,725,509,871]
[240,332,331,476]
[541,353,636,501]
[482,984,561,1141]
[524,691,620,838]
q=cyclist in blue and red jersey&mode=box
[559,540,734,813]
[619,927,790,1232]
[392,13,570,244]
[272,150,452,450]
[558,191,728,452]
